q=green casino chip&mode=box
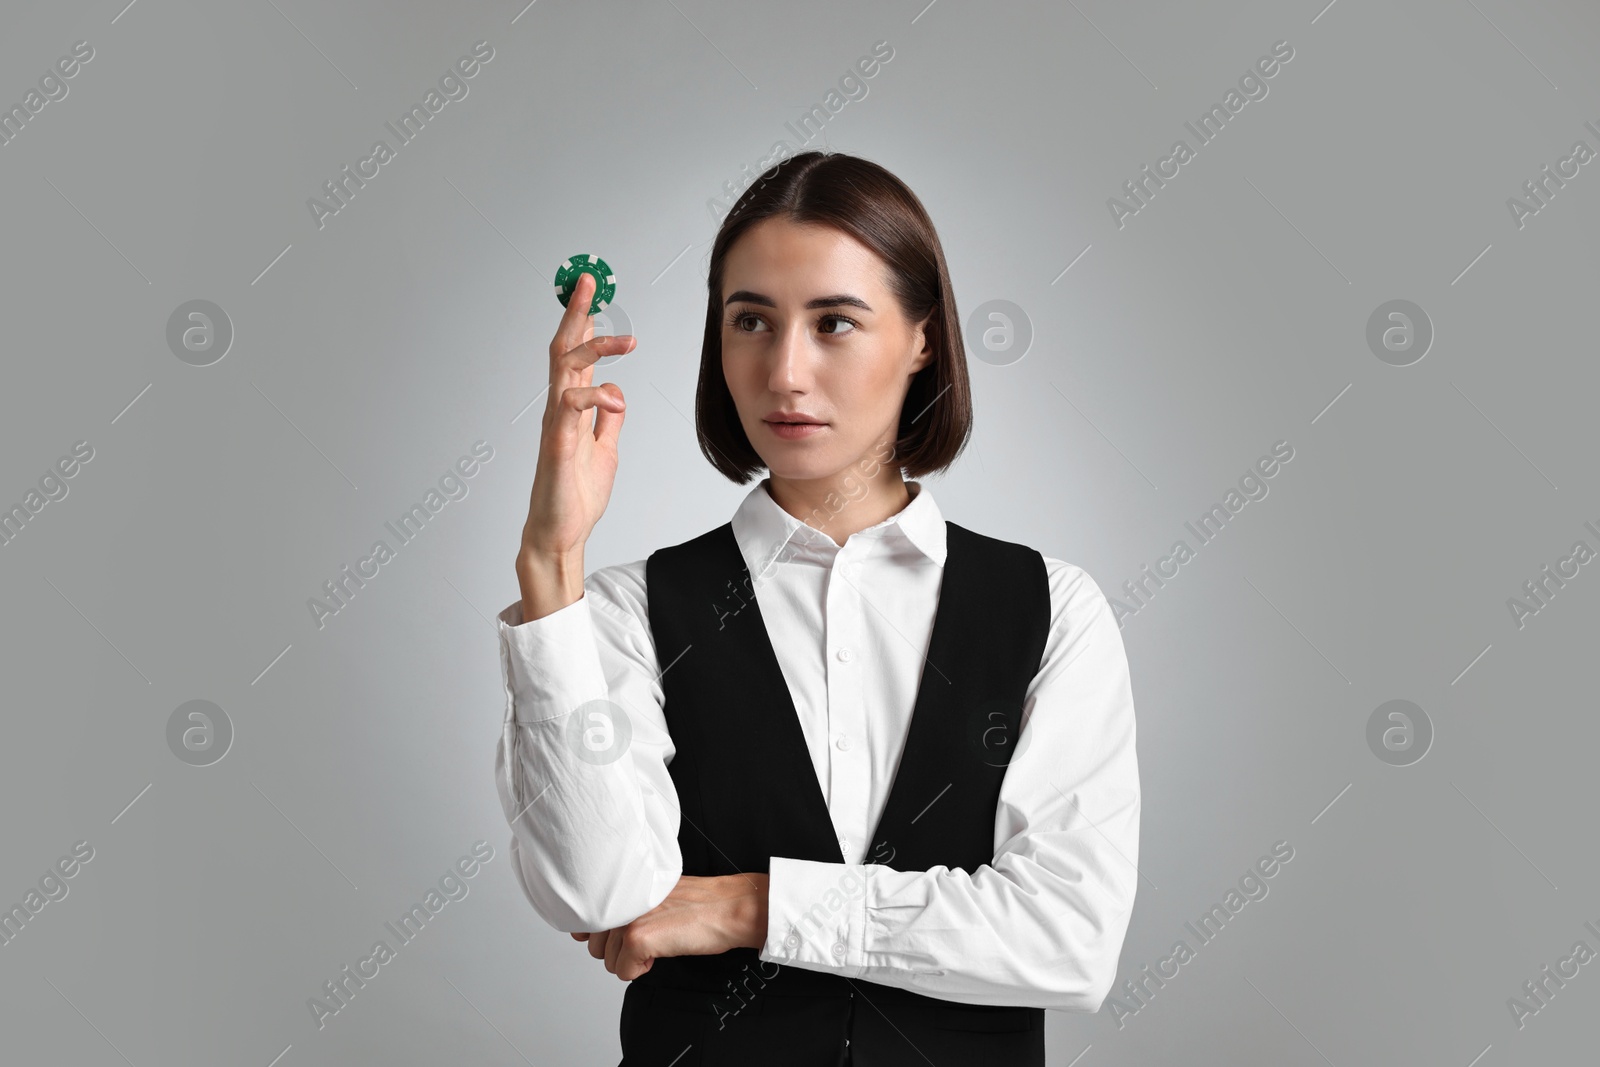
[554,254,616,315]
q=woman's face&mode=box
[720,217,933,483]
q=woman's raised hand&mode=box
[516,272,636,619]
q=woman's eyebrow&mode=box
[724,290,873,312]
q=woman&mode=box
[495,151,1140,1066]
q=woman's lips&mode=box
[764,420,827,439]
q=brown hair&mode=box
[695,150,972,484]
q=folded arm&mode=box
[759,563,1141,1012]
[493,568,684,933]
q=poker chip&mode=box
[554,254,616,315]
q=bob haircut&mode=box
[695,150,973,484]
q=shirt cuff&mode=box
[759,856,870,979]
[496,596,609,724]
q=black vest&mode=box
[619,519,1051,1066]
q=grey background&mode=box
[2,0,1596,1063]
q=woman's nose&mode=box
[767,329,813,391]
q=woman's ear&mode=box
[909,315,937,374]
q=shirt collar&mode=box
[732,477,947,579]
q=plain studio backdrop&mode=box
[2,0,1598,1063]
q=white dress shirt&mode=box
[494,478,1140,1012]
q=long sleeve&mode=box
[493,565,683,933]
[759,561,1141,1012]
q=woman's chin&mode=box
[762,454,835,481]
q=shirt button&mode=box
[836,647,853,662]
[835,734,851,751]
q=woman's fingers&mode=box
[549,273,596,383]
[585,928,610,961]
[542,270,634,454]
[549,274,635,388]
[548,329,634,435]
[556,333,635,385]
[591,380,626,450]
[548,382,626,442]
[574,924,654,981]
[604,924,625,975]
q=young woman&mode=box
[495,151,1140,1066]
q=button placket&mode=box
[826,544,868,869]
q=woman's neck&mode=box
[764,469,915,547]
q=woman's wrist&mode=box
[516,546,586,621]
[738,873,771,951]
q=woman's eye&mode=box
[727,312,858,335]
